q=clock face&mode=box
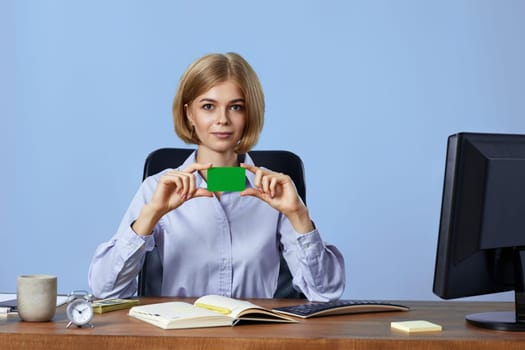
[66,298,93,326]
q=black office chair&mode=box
[137,148,307,299]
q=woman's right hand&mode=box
[132,162,213,235]
[150,162,213,215]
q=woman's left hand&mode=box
[240,163,314,233]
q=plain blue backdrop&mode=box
[2,0,524,301]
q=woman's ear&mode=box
[184,103,193,124]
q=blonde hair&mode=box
[173,52,265,154]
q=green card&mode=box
[207,167,246,192]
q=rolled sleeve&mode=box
[280,220,346,302]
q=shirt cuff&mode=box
[296,229,324,252]
[116,222,156,254]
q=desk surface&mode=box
[1,298,524,350]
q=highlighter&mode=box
[194,302,232,315]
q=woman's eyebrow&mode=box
[198,97,245,103]
[198,98,217,103]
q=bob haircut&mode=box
[173,52,265,154]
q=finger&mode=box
[187,173,196,199]
[253,168,265,190]
[171,176,185,196]
[183,162,213,173]
[164,172,190,196]
[240,163,258,174]
[179,173,191,198]
[193,188,214,198]
[240,187,264,200]
[241,163,274,177]
[269,176,279,198]
[259,174,268,194]
[161,172,182,189]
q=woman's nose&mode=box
[215,108,230,124]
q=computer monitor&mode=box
[433,132,525,331]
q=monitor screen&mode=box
[433,132,525,331]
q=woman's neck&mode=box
[196,146,239,167]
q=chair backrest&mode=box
[137,148,306,298]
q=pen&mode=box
[195,302,231,315]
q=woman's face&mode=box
[186,80,246,154]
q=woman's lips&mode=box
[211,132,233,139]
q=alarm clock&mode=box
[66,290,94,328]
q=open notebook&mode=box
[129,294,296,329]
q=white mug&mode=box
[16,274,57,322]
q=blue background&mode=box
[2,0,524,301]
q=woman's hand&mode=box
[240,163,314,234]
[133,163,213,235]
[150,162,213,214]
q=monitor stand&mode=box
[466,311,525,331]
[466,249,525,331]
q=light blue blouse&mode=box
[88,152,345,301]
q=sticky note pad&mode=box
[207,167,246,192]
[390,320,442,333]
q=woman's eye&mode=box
[230,104,244,111]
[202,104,214,110]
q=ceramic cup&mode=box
[16,274,57,322]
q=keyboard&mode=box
[272,299,409,318]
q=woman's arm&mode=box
[239,163,345,301]
[279,217,346,302]
[88,175,162,298]
[88,163,214,298]
[239,163,314,233]
[132,163,213,235]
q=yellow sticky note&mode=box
[391,320,442,333]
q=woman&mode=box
[88,52,345,301]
